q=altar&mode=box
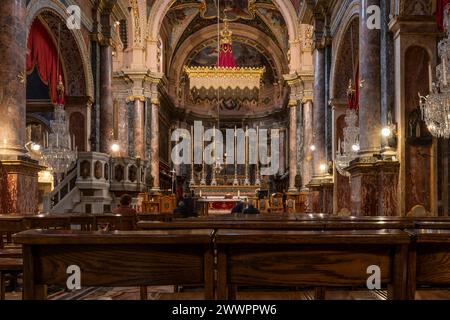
[192,185,259,215]
[197,197,247,215]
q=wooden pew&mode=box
[0,215,26,249]
[407,229,450,299]
[69,215,95,231]
[215,229,410,300]
[13,229,215,300]
[25,215,71,230]
[138,220,326,231]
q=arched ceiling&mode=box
[153,0,292,116]
[159,0,290,70]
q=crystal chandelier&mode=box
[420,5,450,138]
[41,78,77,176]
[335,80,360,177]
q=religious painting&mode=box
[200,0,256,21]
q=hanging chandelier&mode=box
[335,80,360,177]
[184,21,265,102]
[420,5,450,138]
[41,77,77,176]
[40,23,77,177]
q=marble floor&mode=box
[4,282,450,300]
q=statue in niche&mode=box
[407,107,432,144]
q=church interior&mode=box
[2,0,450,302]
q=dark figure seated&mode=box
[174,201,189,218]
[243,203,260,215]
[231,201,244,214]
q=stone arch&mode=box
[26,0,94,100]
[146,0,300,72]
[169,23,288,87]
[404,45,432,213]
[147,0,299,43]
[330,1,359,100]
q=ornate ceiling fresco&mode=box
[158,0,290,116]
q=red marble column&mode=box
[150,100,160,191]
[133,99,145,159]
[288,104,297,192]
[312,47,326,177]
[0,0,41,215]
[359,0,382,158]
[0,0,27,156]
[99,44,114,154]
[347,0,399,216]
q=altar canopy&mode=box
[184,21,265,102]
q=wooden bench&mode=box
[138,220,326,231]
[13,229,215,300]
[25,215,71,230]
[215,229,410,300]
[0,215,26,249]
[407,229,450,299]
[0,258,23,300]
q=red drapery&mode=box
[26,19,64,104]
[217,43,237,68]
[435,0,450,32]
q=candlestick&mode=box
[56,133,59,148]
[244,125,250,186]
[200,127,206,185]
[190,125,195,186]
[233,126,239,186]
[444,57,448,86]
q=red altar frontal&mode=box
[197,198,246,215]
[191,185,259,216]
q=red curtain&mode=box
[26,19,64,104]
[435,0,450,32]
[217,43,237,68]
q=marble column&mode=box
[288,104,297,192]
[347,0,399,216]
[302,100,314,189]
[99,44,114,154]
[312,47,326,177]
[358,0,382,158]
[133,99,145,159]
[278,129,286,175]
[0,0,41,215]
[0,0,27,156]
[150,98,160,191]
